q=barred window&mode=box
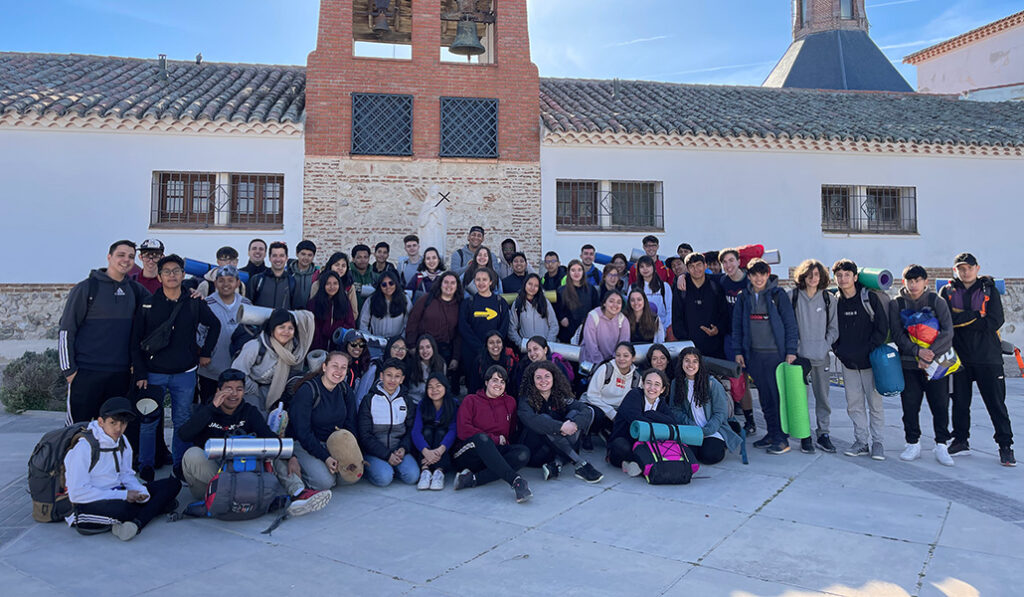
[610,181,661,229]
[821,184,917,234]
[351,93,413,156]
[556,181,599,228]
[556,179,664,231]
[152,172,284,229]
[440,97,498,158]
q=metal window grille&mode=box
[821,185,917,234]
[351,93,413,156]
[555,179,664,231]
[152,172,284,229]
[440,97,498,158]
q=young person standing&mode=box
[718,247,755,434]
[248,242,298,309]
[350,244,378,310]
[628,235,672,285]
[372,241,397,278]
[671,252,728,359]
[288,240,319,308]
[459,267,510,381]
[197,265,251,403]
[541,252,567,291]
[397,234,422,286]
[239,238,267,278]
[451,226,486,276]
[580,244,602,287]
[131,239,165,294]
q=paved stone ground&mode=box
[0,376,1021,596]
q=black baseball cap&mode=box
[954,252,978,267]
[99,397,135,419]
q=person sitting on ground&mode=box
[339,329,369,383]
[179,369,332,515]
[309,251,359,318]
[556,259,600,344]
[231,308,314,414]
[470,331,517,395]
[452,366,533,503]
[406,247,445,303]
[580,291,630,365]
[508,336,573,398]
[357,358,420,487]
[406,334,448,404]
[307,271,355,351]
[358,269,410,357]
[509,273,559,347]
[412,373,460,491]
[583,342,639,447]
[669,347,741,465]
[626,288,665,344]
[64,397,181,541]
[285,353,364,490]
[517,361,602,483]
[609,369,676,477]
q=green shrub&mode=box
[1,349,65,413]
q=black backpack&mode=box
[190,457,285,521]
[230,324,265,361]
[28,423,125,523]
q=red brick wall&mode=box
[305,0,540,161]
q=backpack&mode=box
[230,324,265,361]
[630,423,699,485]
[791,288,832,338]
[253,272,297,303]
[187,454,285,521]
[602,361,640,388]
[551,352,575,383]
[28,423,126,523]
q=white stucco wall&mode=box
[915,25,1024,94]
[541,143,1024,278]
[0,127,304,283]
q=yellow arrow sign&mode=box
[473,307,498,321]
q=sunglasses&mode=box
[348,341,367,348]
[380,280,395,287]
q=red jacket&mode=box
[628,259,674,286]
[457,389,517,444]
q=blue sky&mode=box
[1,0,1020,87]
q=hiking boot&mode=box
[816,434,837,454]
[844,442,870,457]
[934,443,955,467]
[800,438,815,454]
[512,476,532,503]
[541,461,561,481]
[948,440,971,456]
[287,489,332,517]
[621,461,642,477]
[870,443,886,461]
[430,469,446,490]
[111,520,139,541]
[574,462,603,483]
[899,443,921,462]
[753,436,772,449]
[767,442,791,455]
[581,434,594,452]
[454,469,476,491]
[139,466,155,484]
[1000,447,1017,467]
[743,419,757,435]
[417,469,432,490]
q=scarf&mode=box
[265,310,315,409]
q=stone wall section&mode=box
[0,284,72,341]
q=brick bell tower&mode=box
[303,0,541,261]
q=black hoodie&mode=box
[832,284,889,370]
[940,277,1004,366]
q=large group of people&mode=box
[55,228,1016,541]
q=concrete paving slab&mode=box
[0,561,65,597]
[613,466,793,513]
[936,503,1024,558]
[918,546,1020,597]
[539,489,749,563]
[428,529,691,597]
[757,478,950,544]
[714,447,821,479]
[790,456,937,501]
[700,517,931,593]
[664,565,836,597]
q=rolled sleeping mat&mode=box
[547,342,581,362]
[237,304,308,326]
[184,258,249,283]
[858,268,893,291]
[869,344,904,397]
[703,356,742,379]
[761,249,781,265]
[632,341,695,365]
[204,437,294,460]
[594,252,614,265]
[736,244,763,269]
[936,278,1005,295]
[359,285,375,298]
[775,363,811,439]
[629,421,704,447]
[306,349,328,373]
[330,327,389,349]
[501,290,557,305]
[326,429,364,483]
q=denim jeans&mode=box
[363,453,420,487]
[139,370,197,468]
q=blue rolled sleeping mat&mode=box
[630,421,704,447]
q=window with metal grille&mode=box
[820,184,917,234]
[557,181,599,228]
[610,181,662,229]
[152,172,284,229]
[351,93,413,156]
[440,97,498,158]
[556,179,664,231]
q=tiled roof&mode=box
[764,30,913,93]
[539,78,1024,147]
[0,52,305,124]
[904,10,1024,65]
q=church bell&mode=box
[449,20,485,56]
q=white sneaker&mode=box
[417,469,432,490]
[621,461,642,477]
[430,469,445,491]
[934,443,955,467]
[111,521,138,541]
[899,443,921,462]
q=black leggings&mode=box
[72,477,181,535]
[607,437,635,467]
[416,425,454,472]
[692,437,727,465]
[589,408,613,437]
[453,434,529,486]
[520,428,584,468]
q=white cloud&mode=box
[879,37,950,50]
[868,0,922,8]
[603,35,671,48]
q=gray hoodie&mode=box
[198,292,251,379]
[508,298,559,347]
[288,261,317,307]
[889,287,954,369]
[791,289,839,365]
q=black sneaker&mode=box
[767,442,791,455]
[948,440,971,456]
[743,420,757,435]
[800,438,815,454]
[454,469,476,491]
[581,434,594,452]
[541,461,561,481]
[816,434,837,453]
[512,476,533,503]
[172,463,186,484]
[139,465,155,484]
[574,462,603,483]
[1000,447,1016,467]
[753,436,772,449]
[728,420,743,435]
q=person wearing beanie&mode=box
[288,239,319,307]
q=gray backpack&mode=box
[196,457,284,521]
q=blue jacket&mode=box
[730,279,799,361]
[671,378,743,453]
